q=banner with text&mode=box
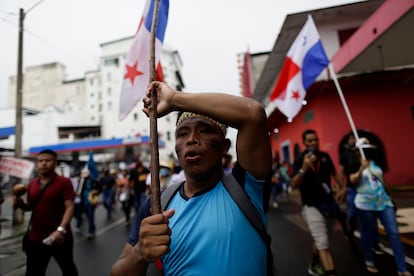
[0,157,35,179]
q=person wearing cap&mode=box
[145,160,173,192]
[339,133,383,252]
[111,81,272,275]
[350,138,412,276]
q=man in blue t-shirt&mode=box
[111,81,272,276]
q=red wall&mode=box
[270,70,414,186]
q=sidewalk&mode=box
[379,186,414,247]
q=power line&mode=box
[0,10,18,27]
[0,10,18,16]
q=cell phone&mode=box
[304,148,314,156]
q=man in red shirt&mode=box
[14,149,78,276]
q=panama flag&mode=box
[267,15,329,121]
[119,0,169,120]
[87,151,99,180]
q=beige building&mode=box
[8,62,85,111]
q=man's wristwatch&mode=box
[298,169,305,176]
[57,226,67,234]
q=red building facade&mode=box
[268,69,414,186]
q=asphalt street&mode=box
[0,191,413,276]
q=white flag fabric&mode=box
[119,0,169,120]
[268,15,329,121]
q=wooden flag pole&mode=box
[149,0,161,214]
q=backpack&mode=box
[161,173,277,276]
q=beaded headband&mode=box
[176,112,227,136]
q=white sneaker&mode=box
[272,202,279,208]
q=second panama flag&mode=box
[268,15,329,121]
[119,0,169,121]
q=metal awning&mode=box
[0,127,15,138]
[253,0,404,104]
[28,135,165,155]
[332,0,414,73]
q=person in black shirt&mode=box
[291,129,346,276]
[100,169,117,219]
[128,160,150,213]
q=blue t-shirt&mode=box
[128,166,267,275]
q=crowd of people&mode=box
[7,81,412,276]
[11,146,184,275]
[71,158,184,234]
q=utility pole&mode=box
[13,1,45,225]
[13,8,25,226]
[15,8,24,160]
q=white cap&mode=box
[356,137,376,149]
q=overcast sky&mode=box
[0,0,361,109]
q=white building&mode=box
[4,37,184,163]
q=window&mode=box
[90,79,94,86]
[107,87,111,96]
[108,101,112,110]
[134,113,138,121]
[104,58,119,67]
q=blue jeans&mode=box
[349,188,379,245]
[357,206,407,272]
[85,203,96,234]
[102,189,114,216]
[346,187,358,229]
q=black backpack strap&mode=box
[222,173,270,244]
[222,173,277,276]
[161,181,183,211]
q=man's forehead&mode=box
[305,134,318,141]
[176,112,227,135]
[177,117,219,130]
[38,153,55,159]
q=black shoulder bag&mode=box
[22,181,52,251]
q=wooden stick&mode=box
[149,0,161,214]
